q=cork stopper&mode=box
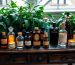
[53,22,56,27]
[35,27,39,30]
[18,32,22,36]
[2,32,6,35]
[66,15,70,21]
[60,22,65,29]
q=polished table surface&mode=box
[0,48,75,53]
[0,48,75,65]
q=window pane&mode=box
[0,0,2,5]
[38,0,75,12]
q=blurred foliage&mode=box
[0,0,75,33]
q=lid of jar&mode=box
[18,32,22,35]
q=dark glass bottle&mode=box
[65,12,72,39]
[25,32,32,49]
[22,22,26,37]
[29,31,33,47]
[33,27,41,48]
[0,32,8,49]
[65,12,72,47]
[50,22,59,47]
[16,32,24,49]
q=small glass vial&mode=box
[25,32,32,49]
[16,32,24,49]
[0,32,8,49]
[8,26,15,49]
[33,27,41,48]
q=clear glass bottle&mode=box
[8,26,15,49]
[50,22,59,47]
[16,32,24,49]
[25,32,31,49]
[58,22,67,48]
[0,32,8,49]
[33,27,41,48]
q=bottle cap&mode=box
[66,16,70,21]
[8,26,14,32]
[41,28,45,31]
[18,32,22,36]
[25,32,30,36]
[66,12,69,16]
[45,32,48,37]
[2,32,6,35]
[60,22,65,29]
[35,27,39,30]
[22,22,25,27]
[53,22,56,27]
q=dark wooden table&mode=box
[0,48,75,65]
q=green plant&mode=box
[0,0,49,33]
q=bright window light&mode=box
[38,0,75,12]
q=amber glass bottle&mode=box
[43,32,49,49]
[0,32,8,49]
[8,26,15,49]
[33,27,41,48]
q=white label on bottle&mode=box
[8,42,15,49]
[58,33,67,44]
[17,41,23,47]
[25,41,31,46]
